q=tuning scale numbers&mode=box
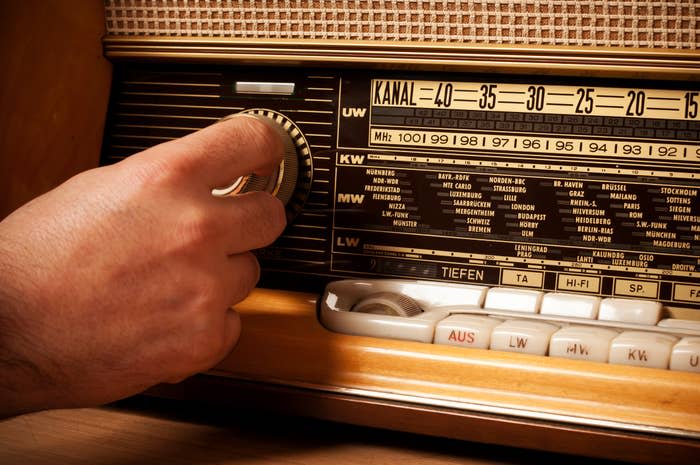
[373,79,700,121]
[488,85,697,119]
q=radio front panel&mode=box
[102,65,700,311]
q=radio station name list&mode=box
[333,158,700,273]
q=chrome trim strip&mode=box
[104,37,700,80]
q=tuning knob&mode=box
[351,292,423,317]
[212,111,299,206]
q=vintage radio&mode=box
[6,1,700,463]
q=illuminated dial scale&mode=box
[368,80,699,164]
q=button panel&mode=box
[321,279,700,372]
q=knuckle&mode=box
[191,271,226,310]
[238,192,286,246]
[182,314,226,370]
[229,254,259,304]
[234,115,283,161]
[162,156,196,185]
[262,193,287,235]
[131,140,196,186]
[187,336,220,371]
[176,208,223,247]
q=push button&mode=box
[484,288,543,314]
[598,298,662,325]
[434,315,503,349]
[657,318,700,331]
[669,337,700,373]
[549,326,618,362]
[323,307,449,343]
[609,331,678,369]
[490,320,559,355]
[540,293,600,319]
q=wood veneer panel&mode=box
[0,0,111,218]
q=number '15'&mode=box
[685,92,699,119]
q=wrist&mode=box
[0,235,58,416]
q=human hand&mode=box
[0,115,286,416]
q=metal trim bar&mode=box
[104,37,700,80]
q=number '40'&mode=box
[433,83,453,108]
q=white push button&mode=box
[540,293,600,319]
[598,298,662,325]
[609,331,678,369]
[484,288,543,313]
[322,308,449,343]
[490,320,559,355]
[670,337,700,373]
[434,315,503,349]
[657,318,700,331]
[549,326,618,362]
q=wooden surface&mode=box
[0,0,111,218]
[0,397,627,465]
[214,289,700,436]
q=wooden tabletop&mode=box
[0,397,624,465]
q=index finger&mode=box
[141,114,286,190]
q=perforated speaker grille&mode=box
[104,1,698,49]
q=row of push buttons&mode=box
[320,280,700,373]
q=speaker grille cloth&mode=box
[104,1,698,49]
